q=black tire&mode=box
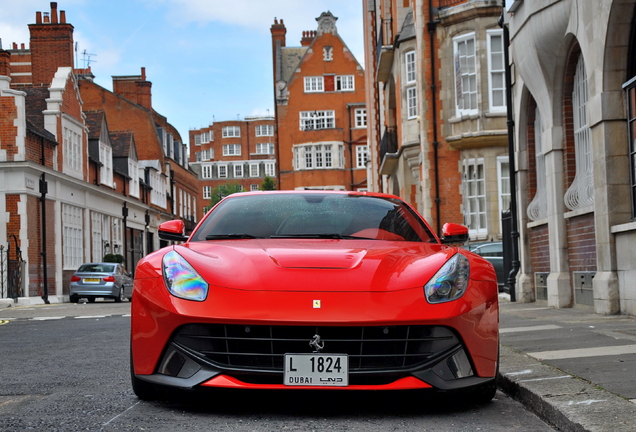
[469,376,498,404]
[69,294,79,303]
[115,287,124,303]
[87,297,96,303]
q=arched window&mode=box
[564,56,594,210]
[527,106,547,220]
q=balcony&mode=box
[376,24,394,82]
[379,127,399,175]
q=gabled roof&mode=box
[84,110,105,140]
[110,131,137,161]
[280,47,308,83]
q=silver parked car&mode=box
[69,263,133,303]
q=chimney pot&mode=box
[13,43,17,49]
[51,2,58,23]
[43,12,50,23]
[141,67,146,81]
[21,43,25,49]
[36,11,42,24]
[60,10,66,23]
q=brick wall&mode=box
[529,224,550,273]
[566,213,597,272]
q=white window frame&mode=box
[405,51,416,84]
[223,144,242,156]
[356,145,369,169]
[222,126,241,138]
[91,211,102,263]
[218,164,228,178]
[149,170,167,208]
[112,218,122,254]
[293,143,344,170]
[304,76,324,93]
[462,158,487,236]
[249,163,260,177]
[62,117,83,178]
[487,29,506,112]
[202,165,212,179]
[194,135,202,146]
[99,142,113,187]
[234,164,244,178]
[250,184,260,191]
[129,159,139,198]
[454,33,478,116]
[335,75,355,91]
[407,86,418,119]
[497,156,511,232]
[299,110,335,131]
[255,125,274,137]
[203,186,211,200]
[354,108,367,128]
[62,204,83,270]
[264,162,275,177]
[255,143,273,155]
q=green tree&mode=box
[260,176,276,191]
[205,183,243,212]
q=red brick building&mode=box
[0,2,199,304]
[363,1,507,239]
[189,117,277,213]
[271,12,368,191]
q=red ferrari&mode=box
[130,191,499,402]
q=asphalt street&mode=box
[0,300,556,432]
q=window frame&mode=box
[299,110,336,131]
[335,75,355,91]
[354,108,367,128]
[453,32,478,116]
[304,76,324,93]
[222,126,241,138]
[222,144,242,156]
[487,29,506,113]
[462,158,487,236]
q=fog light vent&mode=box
[158,345,201,379]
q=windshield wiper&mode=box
[270,233,356,239]
[205,233,261,240]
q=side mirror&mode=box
[440,223,469,244]
[158,220,188,242]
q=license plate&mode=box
[83,278,100,283]
[284,354,348,387]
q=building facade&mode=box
[363,0,507,239]
[0,3,199,304]
[508,0,636,315]
[271,12,369,191]
[189,117,277,214]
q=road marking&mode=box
[529,344,636,360]
[505,369,533,376]
[500,324,562,334]
[75,315,107,319]
[102,400,140,426]
[630,399,636,405]
[518,376,572,383]
[0,320,9,326]
[31,316,65,321]
[503,307,551,311]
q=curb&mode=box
[498,344,636,432]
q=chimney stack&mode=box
[29,2,75,85]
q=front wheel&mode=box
[115,287,124,303]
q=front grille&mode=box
[171,324,460,373]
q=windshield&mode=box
[190,193,436,243]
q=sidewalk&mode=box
[498,295,636,432]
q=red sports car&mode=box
[130,191,499,402]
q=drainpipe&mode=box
[500,1,519,301]
[427,0,442,236]
[39,173,49,304]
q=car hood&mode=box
[176,239,457,293]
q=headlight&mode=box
[162,250,208,301]
[424,253,469,304]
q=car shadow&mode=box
[151,388,490,417]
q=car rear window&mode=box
[78,264,115,273]
[190,193,435,242]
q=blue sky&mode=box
[0,0,364,145]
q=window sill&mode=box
[611,221,636,234]
[564,205,594,219]
[527,218,548,228]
